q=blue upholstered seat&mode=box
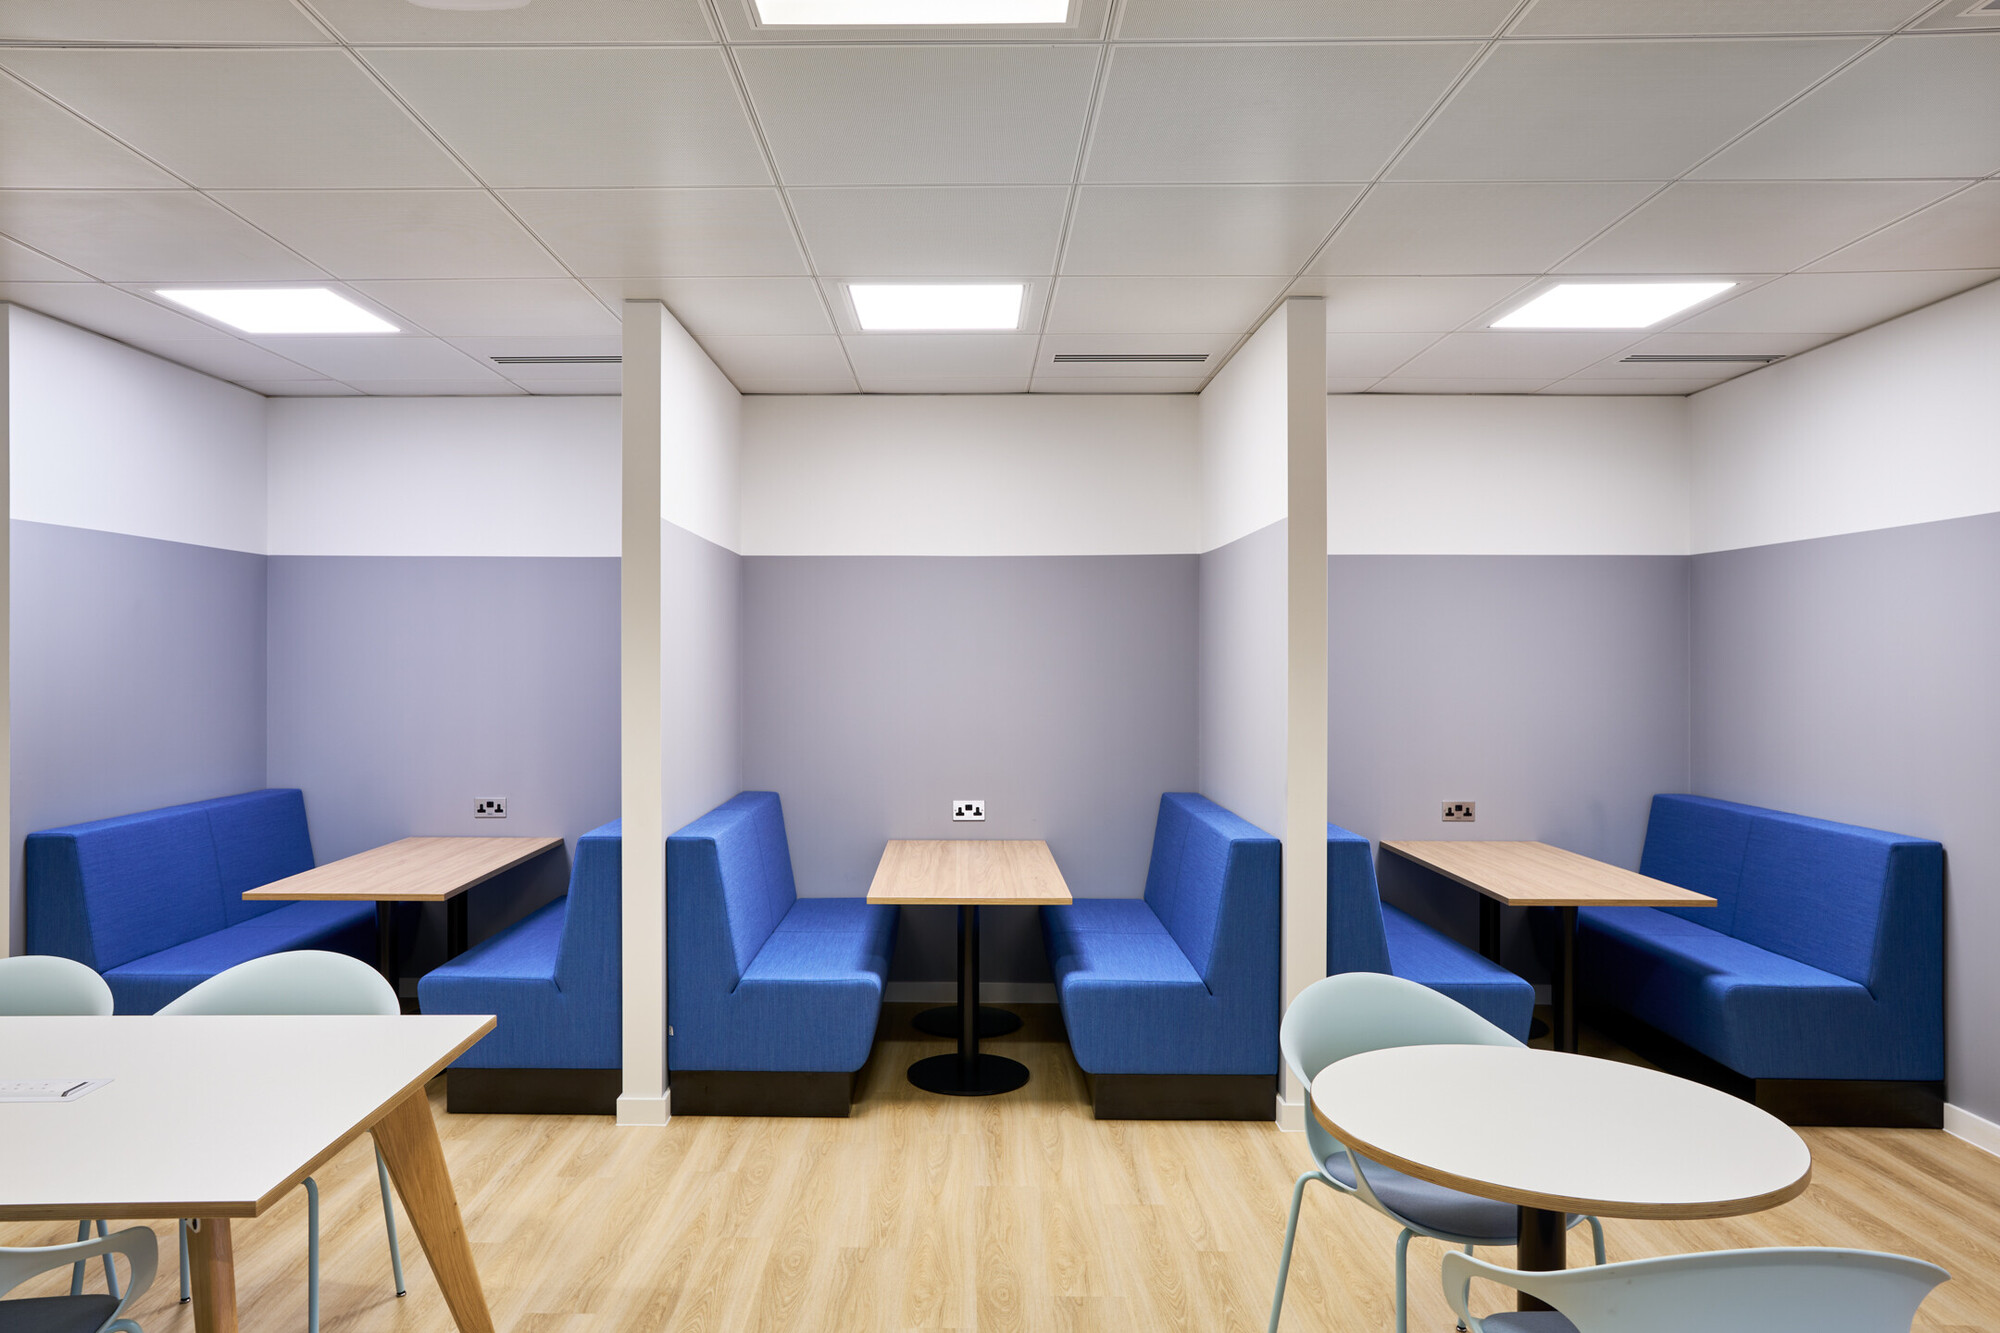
[667,793,896,1074]
[1328,823,1535,1041]
[25,789,374,1014]
[1041,793,1280,1077]
[1579,794,1943,1083]
[418,820,622,1070]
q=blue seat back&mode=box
[667,792,799,993]
[1325,823,1393,975]
[555,819,623,992]
[1640,794,1755,932]
[26,789,315,972]
[1142,793,1280,990]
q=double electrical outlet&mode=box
[474,797,508,819]
[953,799,986,822]
[1442,801,1476,822]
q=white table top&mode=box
[0,1014,492,1221]
[1310,1045,1812,1220]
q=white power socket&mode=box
[953,799,986,822]
[474,797,508,819]
[1442,801,1475,822]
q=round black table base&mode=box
[912,1004,1022,1039]
[906,1053,1030,1097]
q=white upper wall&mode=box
[1692,276,2000,554]
[660,304,741,552]
[7,305,266,553]
[1330,395,1692,556]
[740,394,1198,557]
[267,396,620,558]
[1199,305,1289,552]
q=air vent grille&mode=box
[1965,0,2000,15]
[490,354,622,365]
[1051,352,1208,364]
[1620,354,1785,364]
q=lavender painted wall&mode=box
[1692,512,2000,1115]
[9,520,268,952]
[266,555,620,981]
[741,554,1199,986]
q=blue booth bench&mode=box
[25,789,374,1014]
[1041,793,1280,1120]
[419,819,622,1115]
[1580,794,1944,1127]
[667,792,897,1117]
[1327,823,1535,1041]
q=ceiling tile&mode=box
[348,278,618,338]
[1541,378,1716,395]
[1560,181,1958,274]
[1301,276,1537,332]
[1085,43,1478,183]
[791,186,1068,277]
[855,376,1032,394]
[238,380,366,397]
[696,334,855,391]
[1395,329,1645,379]
[119,336,325,382]
[1696,34,2000,179]
[1573,351,1778,380]
[1035,332,1234,377]
[1511,0,1932,36]
[585,277,833,336]
[1391,38,1866,181]
[1044,275,1287,333]
[1310,183,1657,277]
[210,190,563,281]
[503,189,806,276]
[714,0,1110,41]
[1911,0,2000,30]
[342,378,525,396]
[0,190,323,281]
[243,334,497,381]
[1326,377,1382,394]
[1621,330,1835,357]
[0,0,332,43]
[1665,268,2000,333]
[735,45,1099,185]
[366,47,769,188]
[0,236,87,282]
[511,381,623,397]
[1368,377,1561,394]
[0,49,471,189]
[1031,377,1207,393]
[1063,185,1360,276]
[1,281,241,341]
[1325,332,1441,378]
[843,333,1039,379]
[1809,182,2000,272]
[0,72,180,189]
[311,0,713,43]
[1116,0,1516,39]
[446,336,621,381]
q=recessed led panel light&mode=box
[850,283,1024,331]
[754,0,1068,24]
[156,288,399,335]
[1491,282,1736,330]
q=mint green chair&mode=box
[1443,1247,1948,1332]
[159,951,407,1331]
[1268,972,1605,1333]
[0,1226,157,1333]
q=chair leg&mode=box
[178,1220,191,1302]
[1394,1228,1414,1333]
[94,1219,122,1300]
[71,1218,89,1296]
[1456,1244,1472,1332]
[1587,1215,1606,1266]
[306,1176,321,1333]
[375,1147,408,1296]
[1266,1170,1319,1333]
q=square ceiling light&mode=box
[157,287,398,335]
[1491,282,1735,330]
[754,0,1068,22]
[850,283,1024,331]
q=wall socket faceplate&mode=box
[953,799,986,822]
[474,797,508,819]
[1442,801,1475,822]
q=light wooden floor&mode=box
[7,1016,1998,1332]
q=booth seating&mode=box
[1326,823,1535,1041]
[1041,793,1280,1120]
[419,819,622,1115]
[1580,793,1945,1126]
[25,789,373,1014]
[666,792,897,1117]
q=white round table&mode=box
[1311,1045,1811,1311]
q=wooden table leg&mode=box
[371,1088,495,1333]
[185,1218,237,1333]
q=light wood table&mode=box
[0,1014,497,1333]
[245,836,563,985]
[1313,1044,1811,1312]
[1382,840,1714,1053]
[867,840,1072,1096]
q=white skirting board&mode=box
[1276,1093,1305,1132]
[1945,1102,2000,1158]
[884,981,1058,1005]
[616,1092,670,1127]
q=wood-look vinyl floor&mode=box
[7,1018,1999,1332]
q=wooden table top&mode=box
[243,836,563,903]
[1381,839,1714,909]
[866,840,1074,907]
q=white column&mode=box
[0,309,12,956]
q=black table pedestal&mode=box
[376,901,399,987]
[911,1005,1021,1039]
[907,905,1029,1097]
[1514,1205,1566,1311]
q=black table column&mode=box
[1553,905,1578,1054]
[906,905,1029,1096]
[1514,1206,1566,1311]
[375,901,399,988]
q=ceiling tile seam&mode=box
[1035,0,1122,376]
[1667,31,1905,183]
[1749,178,1991,277]
[704,0,861,392]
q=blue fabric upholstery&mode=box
[418,820,623,1070]
[667,793,897,1074]
[1581,794,1943,1082]
[25,789,371,1013]
[1326,823,1535,1041]
[1041,793,1280,1076]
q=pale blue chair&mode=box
[1443,1246,1948,1332]
[0,1226,157,1333]
[1268,972,1605,1333]
[158,951,407,1332]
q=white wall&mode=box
[741,394,1197,557]
[1692,276,2000,554]
[662,306,741,553]
[268,397,619,557]
[1199,310,1290,552]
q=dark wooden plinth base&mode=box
[445,1068,620,1116]
[671,1069,857,1117]
[1086,1072,1273,1121]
